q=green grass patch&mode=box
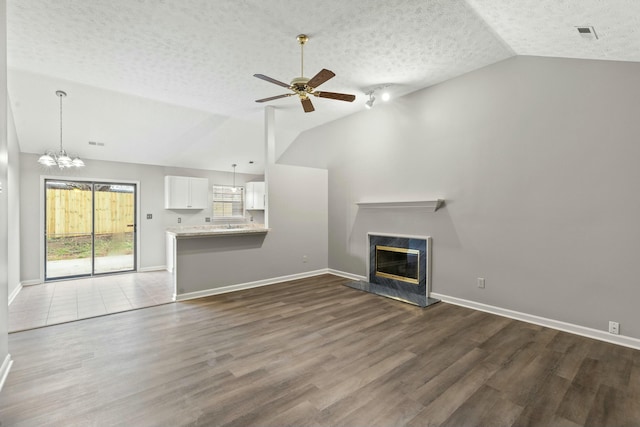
[47,233,134,260]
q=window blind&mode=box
[212,185,244,218]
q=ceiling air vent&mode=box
[576,26,598,40]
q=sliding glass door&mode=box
[93,183,136,274]
[45,180,137,281]
[45,181,93,279]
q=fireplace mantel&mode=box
[356,199,443,212]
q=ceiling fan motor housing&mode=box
[290,76,311,96]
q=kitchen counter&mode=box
[166,224,270,238]
[166,224,270,297]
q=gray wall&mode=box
[7,103,20,299]
[280,55,640,339]
[0,0,9,380]
[175,163,328,295]
[19,155,263,282]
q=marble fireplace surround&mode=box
[345,233,440,308]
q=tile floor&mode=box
[9,271,174,332]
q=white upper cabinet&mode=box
[245,181,265,210]
[188,178,209,208]
[164,176,209,209]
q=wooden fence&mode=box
[46,188,135,236]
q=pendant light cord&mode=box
[232,164,237,188]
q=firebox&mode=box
[344,232,439,307]
[375,245,420,284]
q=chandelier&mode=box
[38,90,85,168]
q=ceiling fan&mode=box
[254,34,356,113]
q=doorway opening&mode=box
[45,179,137,281]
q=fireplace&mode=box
[345,233,439,307]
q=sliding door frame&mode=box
[39,175,141,283]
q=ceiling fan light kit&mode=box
[254,34,356,113]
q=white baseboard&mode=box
[0,354,13,393]
[175,269,331,301]
[138,266,168,273]
[431,292,640,351]
[327,269,366,282]
[21,279,41,287]
[8,283,22,305]
[326,268,640,350]
[174,267,640,351]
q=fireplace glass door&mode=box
[375,245,420,284]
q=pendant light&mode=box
[38,90,85,168]
[231,163,238,192]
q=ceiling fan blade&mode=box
[301,97,315,113]
[315,91,356,102]
[255,94,293,103]
[253,74,291,89]
[306,68,335,89]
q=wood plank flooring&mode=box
[1,274,639,426]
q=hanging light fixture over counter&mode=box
[231,163,238,192]
[38,90,85,168]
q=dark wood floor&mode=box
[1,274,639,426]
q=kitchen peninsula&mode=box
[167,224,270,299]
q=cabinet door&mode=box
[165,176,190,209]
[188,178,209,209]
[253,182,266,209]
[245,182,256,210]
[166,233,175,273]
[245,181,265,210]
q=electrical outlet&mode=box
[177,217,182,224]
[302,255,308,263]
[608,321,620,335]
[477,278,485,289]
[146,213,152,219]
[205,217,211,222]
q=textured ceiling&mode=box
[467,0,640,62]
[7,0,640,172]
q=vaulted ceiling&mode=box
[7,0,640,173]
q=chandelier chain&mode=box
[59,91,63,152]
